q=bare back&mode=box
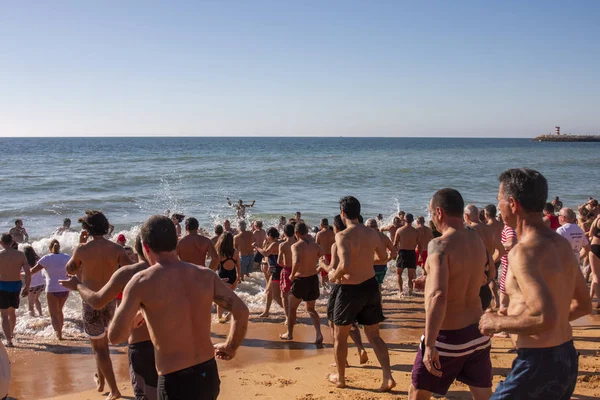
[253,229,267,248]
[394,225,419,250]
[69,238,130,291]
[416,225,434,253]
[292,239,322,278]
[336,223,385,285]
[177,234,213,266]
[234,231,254,256]
[470,222,495,256]
[278,237,296,268]
[316,229,335,256]
[0,249,28,281]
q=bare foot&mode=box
[315,333,323,346]
[94,373,105,393]
[376,378,396,393]
[282,319,288,326]
[106,391,121,400]
[5,341,13,348]
[359,349,369,364]
[327,373,345,388]
[329,360,350,368]
[280,333,293,340]
[258,312,269,318]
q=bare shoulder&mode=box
[427,236,448,255]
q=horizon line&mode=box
[0,135,536,139]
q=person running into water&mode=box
[66,210,133,400]
[234,220,255,280]
[211,225,224,247]
[255,228,284,318]
[328,196,395,392]
[280,223,323,344]
[552,196,563,213]
[23,246,44,317]
[0,234,30,347]
[409,189,493,400]
[366,218,397,289]
[177,217,219,271]
[108,215,249,400]
[215,232,241,322]
[278,224,297,325]
[54,218,72,235]
[61,235,158,400]
[381,217,402,241]
[252,220,267,271]
[415,216,434,271]
[9,220,28,244]
[394,213,419,296]
[484,204,505,311]
[30,240,70,340]
[227,197,255,220]
[170,213,185,238]
[479,168,592,399]
[316,218,336,290]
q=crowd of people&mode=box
[0,168,598,400]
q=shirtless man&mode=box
[381,217,402,241]
[177,217,219,271]
[484,204,505,310]
[278,224,297,323]
[223,219,237,235]
[366,218,397,288]
[280,223,323,343]
[54,218,72,235]
[394,214,419,296]
[295,211,305,224]
[66,210,133,400]
[0,234,30,347]
[252,221,267,269]
[211,225,223,247]
[464,204,502,310]
[316,218,336,289]
[108,215,249,400]
[409,189,492,400]
[234,220,255,279]
[227,198,255,220]
[8,220,28,244]
[328,196,395,392]
[61,235,158,400]
[415,216,434,270]
[479,168,592,399]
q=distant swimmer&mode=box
[480,168,592,399]
[54,218,72,235]
[255,227,283,318]
[108,215,249,400]
[61,235,158,400]
[177,217,219,271]
[170,213,185,238]
[393,213,419,296]
[227,197,255,220]
[8,219,28,244]
[552,196,563,213]
[234,220,255,280]
[409,188,492,400]
[366,218,397,289]
[295,211,305,224]
[316,218,336,290]
[415,216,434,271]
[277,224,297,324]
[0,234,31,347]
[215,232,241,322]
[280,223,323,344]
[277,216,287,232]
[327,196,395,392]
[66,210,133,400]
[381,217,403,242]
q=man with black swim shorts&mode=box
[366,218,397,289]
[394,213,419,296]
[109,215,249,400]
[327,196,395,392]
[409,189,493,400]
[280,223,323,344]
[480,169,592,399]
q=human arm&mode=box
[61,266,137,309]
[23,228,29,242]
[21,255,31,296]
[250,200,255,207]
[569,261,593,321]
[226,197,233,206]
[66,246,82,275]
[255,242,275,257]
[118,247,134,267]
[207,241,219,271]
[108,274,144,344]
[503,235,517,252]
[330,234,350,281]
[30,263,44,276]
[235,250,241,282]
[485,250,496,284]
[385,236,397,262]
[492,231,506,263]
[213,274,249,360]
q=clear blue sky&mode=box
[1,1,598,137]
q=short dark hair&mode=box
[267,227,280,239]
[339,196,361,220]
[295,223,308,236]
[333,215,346,231]
[134,234,147,262]
[171,213,185,223]
[1,234,12,245]
[321,218,329,226]
[15,219,22,226]
[405,213,414,223]
[141,215,178,253]
[284,223,295,237]
[498,168,548,213]
[78,210,109,236]
[185,217,199,231]
[63,218,71,225]
[431,188,465,218]
[544,203,554,214]
[484,204,497,218]
[214,225,224,235]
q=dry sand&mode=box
[6,294,600,400]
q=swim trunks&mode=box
[48,291,69,299]
[416,250,428,267]
[157,358,220,400]
[479,285,492,310]
[0,281,22,310]
[253,251,263,263]
[412,324,492,395]
[129,340,158,400]
[327,284,339,322]
[82,300,116,339]
[269,266,283,282]
[373,265,387,285]
[240,255,254,275]
[330,277,385,326]
[280,267,292,294]
[491,340,578,400]
[397,249,417,270]
[291,274,320,302]
[320,254,332,277]
[218,267,237,286]
[29,284,45,295]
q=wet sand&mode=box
[7,294,600,400]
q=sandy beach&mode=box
[4,290,599,400]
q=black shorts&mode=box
[254,252,264,263]
[591,244,600,258]
[479,285,492,310]
[158,358,220,400]
[327,284,339,322]
[330,277,385,326]
[397,249,417,270]
[0,290,20,310]
[218,267,237,286]
[291,274,320,302]
[269,265,283,282]
[129,340,158,400]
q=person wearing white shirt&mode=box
[557,208,590,263]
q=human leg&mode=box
[363,323,395,392]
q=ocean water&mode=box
[1,137,599,338]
